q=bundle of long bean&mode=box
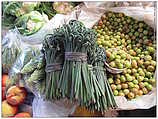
[93,47,117,110]
[57,20,97,107]
[42,20,116,112]
[43,34,64,100]
[86,46,106,112]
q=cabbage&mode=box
[15,11,48,36]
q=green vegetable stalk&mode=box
[93,47,117,110]
[57,20,103,109]
[43,20,117,112]
[43,34,64,100]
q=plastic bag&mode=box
[9,44,41,86]
[2,29,22,73]
[33,97,78,117]
[21,54,46,97]
[84,2,155,28]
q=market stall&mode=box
[1,1,156,117]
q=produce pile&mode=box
[105,48,131,69]
[93,11,156,99]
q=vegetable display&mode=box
[93,11,156,99]
[2,1,156,117]
[2,1,80,36]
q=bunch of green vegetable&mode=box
[42,34,64,100]
[57,20,96,106]
[43,20,117,112]
[87,46,117,112]
[2,2,22,27]
[35,2,57,19]
[93,11,156,99]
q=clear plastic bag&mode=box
[32,97,78,117]
[2,29,22,73]
[20,54,46,97]
[9,45,41,86]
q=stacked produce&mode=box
[42,20,117,112]
[93,11,156,99]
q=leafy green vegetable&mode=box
[35,2,56,19]
[2,2,22,27]
[15,11,48,36]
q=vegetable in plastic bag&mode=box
[9,46,41,85]
[2,30,22,73]
[21,54,46,97]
